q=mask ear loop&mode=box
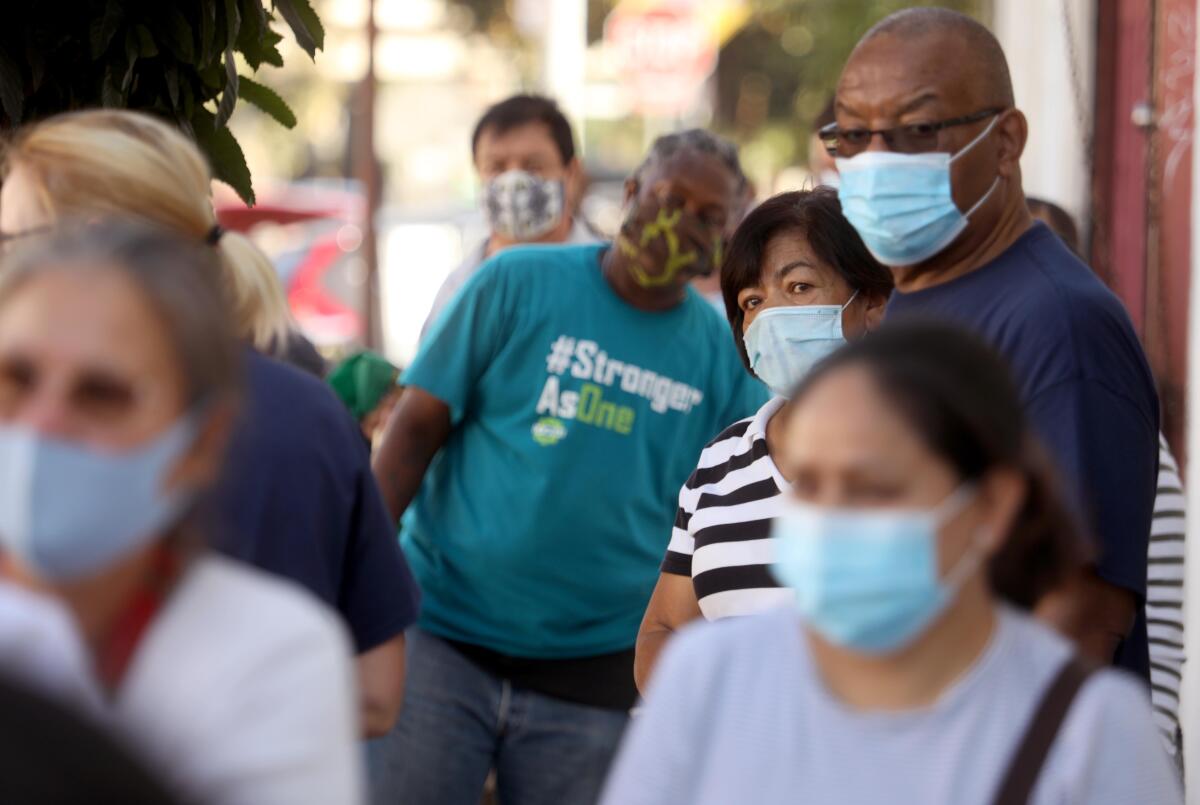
[949,113,1002,165]
[948,114,1004,220]
[935,482,989,590]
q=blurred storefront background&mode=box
[215,0,984,366]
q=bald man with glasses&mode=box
[826,9,1159,681]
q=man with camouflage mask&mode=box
[369,130,766,805]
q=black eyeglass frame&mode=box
[819,107,1006,157]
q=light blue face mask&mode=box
[743,292,857,397]
[835,116,1001,267]
[0,416,200,581]
[770,484,981,655]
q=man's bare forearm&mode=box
[371,388,452,524]
[1035,569,1136,664]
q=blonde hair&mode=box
[2,109,291,353]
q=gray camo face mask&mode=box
[483,170,565,241]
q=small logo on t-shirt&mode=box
[531,416,567,446]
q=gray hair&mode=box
[632,129,748,191]
[0,220,242,408]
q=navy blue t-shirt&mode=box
[211,350,420,652]
[887,223,1159,679]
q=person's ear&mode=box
[975,467,1027,555]
[861,289,889,332]
[166,401,236,491]
[995,109,1028,179]
[623,176,639,207]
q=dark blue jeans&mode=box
[368,627,629,805]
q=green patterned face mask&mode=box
[616,199,725,289]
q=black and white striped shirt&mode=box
[1148,434,1185,757]
[661,398,793,619]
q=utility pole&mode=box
[355,0,381,349]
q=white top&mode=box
[601,606,1181,805]
[111,555,363,805]
[662,397,794,619]
[0,580,99,711]
[1147,434,1185,755]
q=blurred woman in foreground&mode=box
[604,322,1179,804]
[0,224,361,804]
[0,109,419,738]
[635,188,892,690]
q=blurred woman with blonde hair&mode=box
[0,109,297,354]
[0,109,420,739]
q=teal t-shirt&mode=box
[403,243,768,658]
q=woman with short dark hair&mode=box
[605,321,1180,805]
[634,188,892,690]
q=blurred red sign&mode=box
[605,1,718,115]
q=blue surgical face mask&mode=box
[743,292,857,397]
[770,484,981,655]
[0,415,200,581]
[835,116,1001,267]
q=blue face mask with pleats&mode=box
[770,484,981,655]
[835,116,1001,267]
[0,415,199,581]
[743,292,857,397]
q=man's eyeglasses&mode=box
[819,108,1005,158]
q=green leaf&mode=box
[176,112,195,139]
[165,67,180,108]
[200,2,218,64]
[122,30,140,91]
[200,63,225,90]
[250,28,285,69]
[0,50,24,125]
[215,49,238,128]
[180,79,195,120]
[238,75,295,128]
[193,109,255,205]
[223,0,242,47]
[162,6,195,63]
[274,0,324,59]
[134,24,159,57]
[236,0,269,67]
[89,0,123,58]
[241,0,269,32]
[101,64,124,108]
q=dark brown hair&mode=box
[720,188,894,369]
[471,94,576,166]
[789,320,1087,608]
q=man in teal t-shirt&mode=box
[370,130,766,805]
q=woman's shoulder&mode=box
[657,607,802,686]
[697,398,782,455]
[158,555,352,658]
[1040,667,1181,802]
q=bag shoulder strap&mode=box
[991,655,1096,805]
